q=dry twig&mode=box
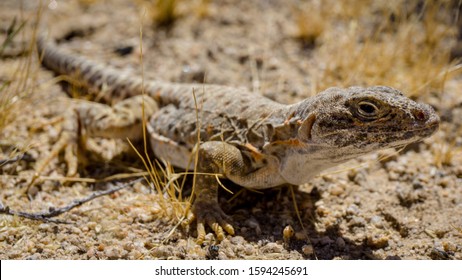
[0,179,142,223]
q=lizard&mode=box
[35,35,440,244]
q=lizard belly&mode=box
[279,152,333,185]
[147,126,194,170]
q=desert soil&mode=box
[0,0,461,259]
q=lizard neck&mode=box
[261,98,341,185]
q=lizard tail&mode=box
[36,35,224,105]
[36,34,157,103]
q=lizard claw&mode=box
[190,200,235,244]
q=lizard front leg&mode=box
[191,141,282,244]
[193,172,235,244]
[30,95,157,186]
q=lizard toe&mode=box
[192,200,234,244]
[28,129,79,191]
[64,137,79,177]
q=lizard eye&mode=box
[354,100,380,119]
[358,101,379,116]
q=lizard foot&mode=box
[27,129,79,191]
[27,108,80,193]
[189,199,235,244]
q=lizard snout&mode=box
[412,108,428,122]
[410,105,439,136]
[411,105,438,124]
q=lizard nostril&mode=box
[413,109,427,122]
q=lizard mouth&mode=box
[374,121,439,148]
[320,125,435,140]
[314,119,439,150]
[407,117,440,138]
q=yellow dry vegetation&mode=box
[294,0,458,97]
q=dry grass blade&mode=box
[0,18,26,131]
[0,17,27,56]
[189,88,202,215]
[126,14,190,229]
[450,224,462,236]
[432,140,462,167]
[288,185,317,259]
[1,7,42,171]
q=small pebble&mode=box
[244,244,255,255]
[151,246,171,259]
[218,251,228,260]
[366,233,389,249]
[370,216,384,228]
[97,243,105,251]
[319,236,333,245]
[114,45,134,56]
[260,242,283,254]
[316,205,330,217]
[129,250,143,260]
[87,248,96,258]
[295,231,307,241]
[230,235,245,245]
[246,218,262,235]
[302,245,314,255]
[25,240,35,252]
[283,225,294,242]
[38,224,51,231]
[27,185,39,199]
[346,204,360,215]
[437,177,454,188]
[348,217,366,227]
[329,185,344,196]
[26,254,40,260]
[139,214,154,223]
[115,230,128,239]
[443,241,457,252]
[41,237,51,245]
[430,248,450,260]
[336,237,346,249]
[123,242,134,251]
[105,247,123,259]
[207,245,220,259]
[179,64,206,83]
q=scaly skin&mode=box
[36,36,439,244]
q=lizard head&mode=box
[294,86,439,157]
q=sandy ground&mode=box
[0,0,461,259]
